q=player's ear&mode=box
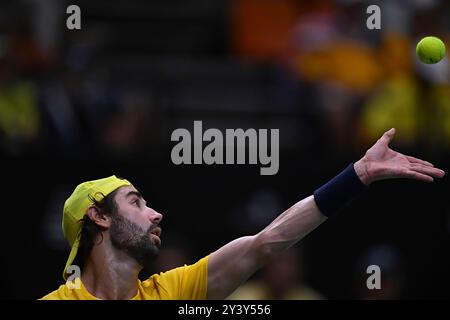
[87,206,111,228]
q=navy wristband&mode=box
[313,163,368,218]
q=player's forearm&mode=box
[254,195,326,260]
[253,162,369,260]
[207,130,445,299]
[207,195,326,299]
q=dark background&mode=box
[0,0,449,299]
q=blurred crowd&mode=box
[230,0,450,155]
[2,0,450,299]
[2,0,450,158]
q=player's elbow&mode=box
[253,232,282,264]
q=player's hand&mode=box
[354,128,445,185]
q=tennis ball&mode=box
[416,36,446,64]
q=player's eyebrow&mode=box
[125,191,145,202]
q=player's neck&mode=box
[81,238,142,300]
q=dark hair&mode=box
[73,189,120,270]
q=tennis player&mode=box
[41,128,445,299]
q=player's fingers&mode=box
[406,156,434,167]
[405,170,434,182]
[410,164,445,178]
[378,128,396,145]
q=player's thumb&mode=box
[379,128,396,145]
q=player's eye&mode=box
[132,199,140,207]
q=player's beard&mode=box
[109,214,160,268]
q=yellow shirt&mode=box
[40,256,209,300]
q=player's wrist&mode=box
[313,163,369,218]
[354,157,372,186]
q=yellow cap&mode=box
[62,175,131,280]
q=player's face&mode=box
[108,186,163,266]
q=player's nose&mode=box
[148,207,163,224]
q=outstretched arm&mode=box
[207,128,445,299]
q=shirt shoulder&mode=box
[39,284,69,300]
[39,278,93,300]
[140,255,209,300]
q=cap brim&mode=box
[63,236,80,280]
